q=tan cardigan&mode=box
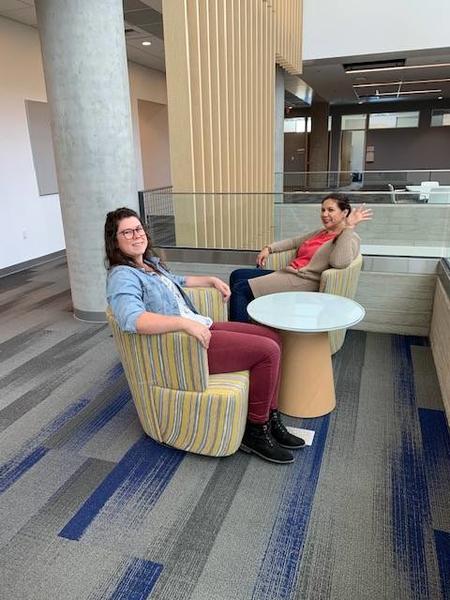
[249,227,361,298]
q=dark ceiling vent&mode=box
[344,58,406,73]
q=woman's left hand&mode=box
[284,265,298,274]
[211,277,231,301]
[346,204,373,228]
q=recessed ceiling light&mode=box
[142,41,151,46]
[438,96,443,99]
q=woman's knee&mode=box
[230,268,250,287]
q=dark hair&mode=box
[321,194,352,216]
[104,207,158,269]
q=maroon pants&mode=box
[207,322,282,424]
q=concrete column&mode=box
[274,65,285,201]
[308,95,330,188]
[35,0,138,321]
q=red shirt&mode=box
[289,230,338,270]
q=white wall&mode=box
[303,0,450,60]
[0,17,65,270]
[0,17,168,270]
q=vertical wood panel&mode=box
[163,0,302,248]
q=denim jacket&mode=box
[106,257,198,333]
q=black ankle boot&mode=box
[240,421,294,464]
[270,409,306,449]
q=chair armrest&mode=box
[143,330,209,391]
[107,309,209,391]
[319,255,363,296]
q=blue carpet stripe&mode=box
[0,398,89,495]
[64,387,131,450]
[108,557,163,600]
[59,436,185,541]
[434,530,450,600]
[391,335,436,599]
[0,364,124,495]
[252,416,330,600]
[0,445,48,494]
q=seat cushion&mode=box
[152,371,249,456]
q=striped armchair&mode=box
[265,250,363,354]
[106,288,249,457]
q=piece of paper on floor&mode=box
[286,427,315,446]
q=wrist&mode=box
[262,245,271,253]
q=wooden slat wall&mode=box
[430,279,450,424]
[273,0,302,75]
[163,0,302,249]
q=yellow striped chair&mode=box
[265,250,363,354]
[106,288,249,457]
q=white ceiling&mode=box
[302,47,450,105]
[2,1,450,106]
[0,0,166,72]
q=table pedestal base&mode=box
[278,331,336,418]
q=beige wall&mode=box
[430,279,450,424]
[128,61,167,191]
[137,100,171,190]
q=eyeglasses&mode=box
[117,225,146,240]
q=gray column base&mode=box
[74,308,107,323]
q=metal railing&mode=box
[278,169,450,191]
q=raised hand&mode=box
[346,203,373,228]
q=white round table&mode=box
[247,292,365,418]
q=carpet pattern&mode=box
[0,258,449,600]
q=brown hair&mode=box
[104,207,159,269]
[321,194,352,217]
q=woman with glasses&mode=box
[105,207,305,465]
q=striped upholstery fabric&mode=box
[264,251,363,354]
[320,254,363,353]
[265,248,296,270]
[106,297,249,457]
[184,287,228,321]
[154,372,248,455]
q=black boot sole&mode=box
[277,441,306,449]
[240,443,294,464]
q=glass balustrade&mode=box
[139,177,450,260]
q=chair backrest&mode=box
[265,248,297,270]
[428,189,450,204]
[184,287,228,321]
[420,181,439,189]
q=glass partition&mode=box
[139,188,450,260]
[279,169,450,191]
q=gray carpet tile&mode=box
[411,345,445,411]
[0,258,449,600]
